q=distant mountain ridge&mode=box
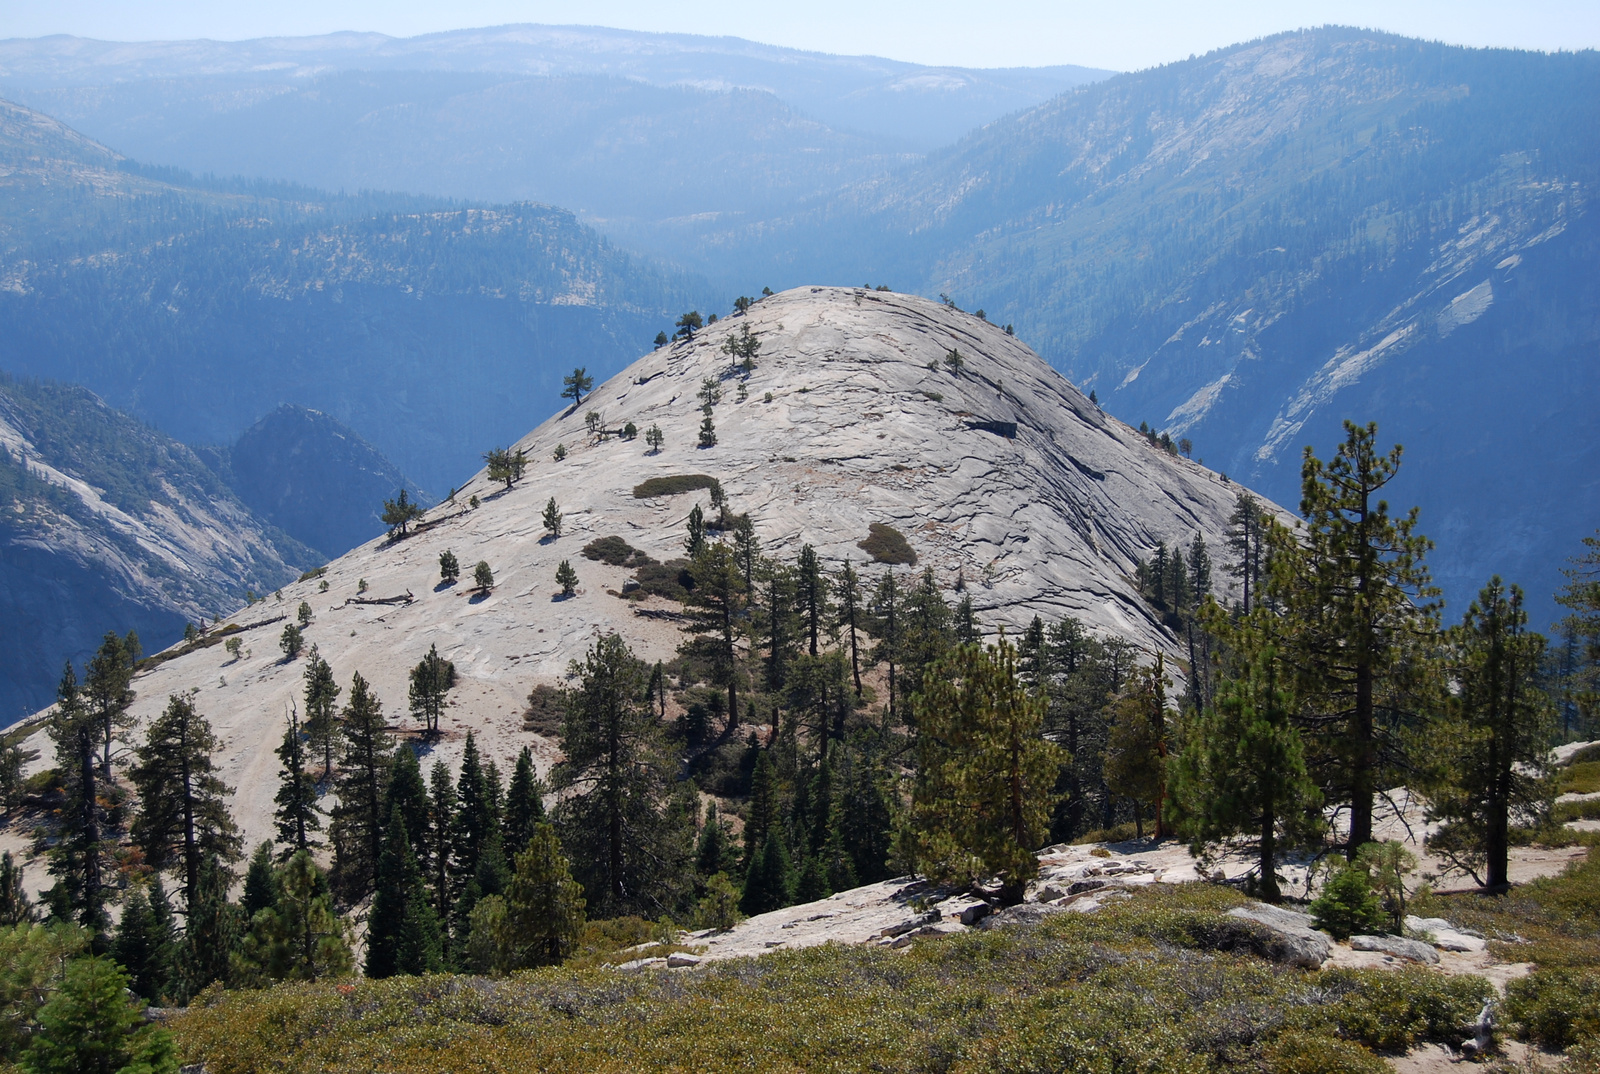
[691,28,1600,624]
[0,375,314,721]
[0,95,710,495]
[197,405,426,561]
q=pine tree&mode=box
[908,637,1063,905]
[451,733,494,894]
[329,673,388,902]
[743,750,780,873]
[1277,421,1439,855]
[684,503,706,557]
[733,513,761,592]
[543,497,563,538]
[473,561,495,591]
[1226,492,1268,614]
[954,594,980,645]
[178,856,239,1002]
[1103,657,1172,839]
[385,747,431,858]
[439,550,460,585]
[686,542,746,724]
[302,646,341,779]
[234,850,351,985]
[23,956,176,1074]
[698,412,717,448]
[764,561,799,691]
[870,571,903,721]
[0,851,32,926]
[426,761,457,927]
[695,801,733,878]
[502,822,586,969]
[1188,532,1214,602]
[43,664,110,939]
[503,747,546,854]
[112,880,178,1004]
[1557,530,1600,730]
[836,561,865,696]
[240,841,279,920]
[553,634,693,919]
[83,631,138,784]
[645,424,664,454]
[407,644,455,738]
[1423,578,1556,890]
[366,805,444,978]
[1170,639,1323,902]
[837,741,893,884]
[381,488,425,536]
[741,832,794,915]
[274,706,321,855]
[796,544,829,657]
[902,568,954,715]
[561,367,594,406]
[129,694,241,912]
[483,448,526,491]
[555,559,579,597]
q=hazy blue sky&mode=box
[2,1,1596,71]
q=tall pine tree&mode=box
[330,673,389,902]
[365,804,443,978]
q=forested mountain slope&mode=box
[0,96,708,495]
[708,29,1600,622]
[0,375,313,721]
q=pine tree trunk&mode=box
[1258,796,1279,903]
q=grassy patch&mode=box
[170,884,1499,1074]
[581,536,655,568]
[858,522,917,566]
[632,475,718,499]
[627,560,693,602]
[1564,762,1600,795]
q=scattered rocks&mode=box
[976,902,1067,931]
[880,909,942,938]
[1404,916,1487,953]
[666,953,702,968]
[1226,904,1332,969]
[615,957,667,972]
[1350,935,1442,964]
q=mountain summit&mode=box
[11,287,1276,853]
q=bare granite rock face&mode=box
[6,286,1286,879]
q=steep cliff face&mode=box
[200,404,427,561]
[0,377,313,721]
[9,287,1287,851]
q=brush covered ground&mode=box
[168,842,1600,1074]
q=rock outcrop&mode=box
[8,286,1287,867]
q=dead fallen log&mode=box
[345,592,415,607]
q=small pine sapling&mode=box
[552,444,567,462]
[474,561,495,592]
[296,602,313,627]
[555,560,579,598]
[439,550,460,584]
[645,425,664,454]
[543,497,563,539]
[698,413,717,448]
[280,623,304,659]
[623,421,637,440]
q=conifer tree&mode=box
[439,550,460,585]
[84,631,138,783]
[902,568,954,714]
[741,832,794,915]
[698,412,717,448]
[555,559,579,597]
[302,646,341,779]
[503,747,546,854]
[407,644,455,738]
[764,561,799,691]
[23,956,176,1074]
[562,367,594,406]
[44,664,110,938]
[234,850,351,985]
[0,851,31,926]
[385,747,431,858]
[1557,530,1600,730]
[241,841,279,920]
[483,448,526,491]
[871,571,903,721]
[954,594,980,645]
[684,504,706,558]
[645,424,664,454]
[1276,421,1439,855]
[543,497,563,538]
[330,673,388,902]
[687,542,746,723]
[111,879,178,1004]
[178,856,238,1002]
[274,706,320,856]
[553,634,693,918]
[908,637,1063,905]
[1423,578,1556,890]
[381,488,425,536]
[366,805,444,978]
[1103,657,1172,839]
[695,801,733,878]
[743,750,780,873]
[1170,639,1323,902]
[502,822,586,969]
[796,544,829,657]
[836,561,865,696]
[426,761,457,925]
[733,513,761,592]
[837,741,894,884]
[130,694,242,911]
[1226,492,1269,614]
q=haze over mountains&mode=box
[0,22,1594,714]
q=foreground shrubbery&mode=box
[171,885,1494,1074]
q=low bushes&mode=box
[581,536,654,568]
[858,522,917,566]
[632,475,718,499]
[1506,969,1600,1048]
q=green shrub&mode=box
[1071,822,1140,845]
[1565,763,1600,795]
[1308,863,1387,939]
[297,566,327,582]
[1298,968,1493,1053]
[1566,744,1600,766]
[628,560,692,602]
[581,537,654,568]
[633,474,718,499]
[1556,798,1600,824]
[857,522,917,566]
[1506,969,1600,1048]
[1262,1031,1387,1074]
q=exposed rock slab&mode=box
[1350,934,1442,965]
